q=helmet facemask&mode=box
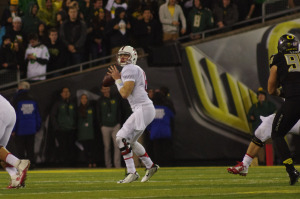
[278,34,299,54]
[117,46,138,66]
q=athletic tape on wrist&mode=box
[115,79,123,91]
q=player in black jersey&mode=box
[268,33,300,185]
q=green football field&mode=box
[1,166,300,199]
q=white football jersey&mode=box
[25,44,49,80]
[121,64,152,108]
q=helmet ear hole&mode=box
[278,33,299,54]
[117,46,138,66]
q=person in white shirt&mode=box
[25,33,49,81]
[108,46,159,183]
[0,94,30,189]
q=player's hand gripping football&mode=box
[107,65,121,80]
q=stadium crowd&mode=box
[0,0,296,83]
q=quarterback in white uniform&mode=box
[108,46,159,183]
[0,94,30,188]
[228,113,300,176]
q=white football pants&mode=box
[0,95,16,147]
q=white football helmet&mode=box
[117,46,138,66]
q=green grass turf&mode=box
[0,166,300,199]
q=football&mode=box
[102,74,115,87]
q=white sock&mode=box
[6,167,18,177]
[123,152,136,174]
[131,142,153,169]
[5,154,20,168]
[139,153,153,169]
[242,153,253,168]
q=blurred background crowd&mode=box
[0,0,298,85]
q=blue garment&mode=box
[149,105,174,140]
[12,90,42,135]
[0,26,6,46]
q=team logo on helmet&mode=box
[117,46,138,66]
[278,33,299,54]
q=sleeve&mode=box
[36,46,50,65]
[74,21,87,49]
[24,48,30,60]
[59,22,69,47]
[121,67,136,82]
[247,105,255,122]
[269,54,284,68]
[178,6,186,29]
[213,6,223,23]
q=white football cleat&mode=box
[141,164,159,182]
[117,172,139,183]
[17,160,30,186]
[6,174,25,189]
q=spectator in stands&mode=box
[247,87,276,133]
[45,28,67,77]
[79,0,94,28]
[188,0,214,40]
[60,5,87,66]
[213,0,239,30]
[37,21,49,44]
[0,35,19,71]
[234,0,252,21]
[11,81,41,169]
[50,87,77,166]
[245,0,266,20]
[159,0,186,42]
[77,94,97,168]
[105,0,128,19]
[160,86,176,114]
[105,7,131,57]
[89,8,107,64]
[37,0,62,28]
[132,7,163,53]
[25,33,49,81]
[91,0,111,21]
[5,16,26,47]
[0,35,25,84]
[98,86,122,168]
[142,0,160,20]
[148,91,175,166]
[21,2,41,36]
[1,0,23,28]
[55,10,67,31]
[61,0,72,12]
[127,0,143,22]
[18,0,37,15]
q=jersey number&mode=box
[285,54,300,72]
[143,72,147,90]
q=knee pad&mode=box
[116,137,132,156]
[251,136,265,147]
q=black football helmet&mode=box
[277,33,299,54]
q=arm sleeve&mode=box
[121,67,136,82]
[178,6,186,29]
[74,21,87,50]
